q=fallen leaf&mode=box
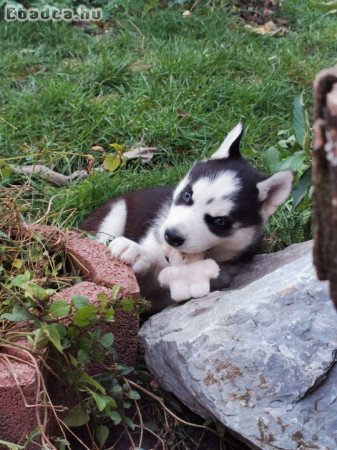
[85,155,95,174]
[91,144,104,152]
[177,109,190,118]
[129,62,151,72]
[124,146,157,163]
[245,20,287,36]
[103,154,121,172]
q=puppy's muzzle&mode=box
[164,228,185,248]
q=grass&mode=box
[0,2,336,448]
[1,0,336,245]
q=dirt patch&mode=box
[237,0,280,25]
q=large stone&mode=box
[139,241,337,450]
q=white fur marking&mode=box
[96,200,127,244]
[109,236,152,275]
[158,259,219,302]
[211,122,243,160]
[208,226,259,262]
[163,171,241,253]
[257,171,294,219]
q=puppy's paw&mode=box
[109,237,151,275]
[159,267,190,302]
[189,281,210,299]
[170,280,191,303]
[159,260,219,302]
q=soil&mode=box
[66,393,252,450]
[237,0,279,25]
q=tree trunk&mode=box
[313,68,337,307]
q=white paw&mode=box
[109,237,151,275]
[189,281,210,298]
[158,259,219,303]
[170,280,191,303]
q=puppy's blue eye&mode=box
[181,191,192,203]
[213,216,231,227]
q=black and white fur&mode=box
[81,123,293,315]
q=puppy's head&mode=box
[161,123,293,259]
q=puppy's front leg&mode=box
[210,263,241,291]
[109,237,153,275]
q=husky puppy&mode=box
[80,123,293,314]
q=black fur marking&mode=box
[188,158,266,229]
[227,123,244,159]
[206,198,214,204]
[80,186,174,242]
[204,214,233,237]
[174,184,194,206]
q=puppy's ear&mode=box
[257,171,294,219]
[211,122,244,160]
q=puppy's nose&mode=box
[164,228,185,247]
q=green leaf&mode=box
[104,308,115,321]
[0,160,13,179]
[25,283,49,301]
[128,389,141,400]
[1,304,34,322]
[49,300,71,318]
[77,349,89,365]
[41,323,63,352]
[111,284,121,300]
[97,291,108,308]
[109,411,122,425]
[262,146,280,173]
[73,305,97,327]
[144,0,160,12]
[86,389,111,412]
[81,374,106,394]
[0,439,24,449]
[100,332,114,348]
[103,154,121,172]
[125,416,135,430]
[120,297,134,312]
[12,259,23,269]
[292,167,312,210]
[11,271,30,287]
[63,404,89,427]
[276,151,307,172]
[96,425,109,448]
[108,143,127,154]
[292,92,308,148]
[71,295,90,308]
[53,437,70,450]
[33,328,49,348]
[117,364,134,375]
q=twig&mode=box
[134,424,165,450]
[0,115,17,130]
[9,164,88,186]
[124,378,219,436]
[30,194,62,225]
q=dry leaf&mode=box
[91,144,104,152]
[124,146,157,163]
[177,109,190,118]
[85,155,95,174]
[245,20,287,36]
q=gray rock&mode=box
[139,241,337,450]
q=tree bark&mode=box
[313,68,337,307]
